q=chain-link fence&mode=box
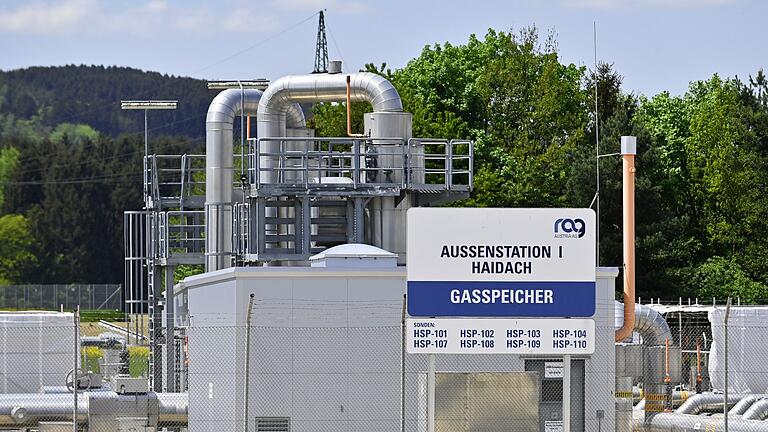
[2,298,768,432]
[0,284,123,311]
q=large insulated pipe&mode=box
[205,88,305,270]
[639,412,768,432]
[0,392,187,427]
[616,136,637,342]
[731,395,767,416]
[256,72,402,186]
[614,301,672,346]
[675,393,742,415]
[742,398,768,420]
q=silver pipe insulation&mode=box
[732,395,768,416]
[639,412,768,432]
[675,393,742,415]
[256,72,402,186]
[204,88,305,271]
[742,398,768,420]
[634,303,673,347]
[0,392,187,427]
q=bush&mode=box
[81,346,103,373]
[682,256,768,303]
[127,346,149,378]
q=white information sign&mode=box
[545,362,564,378]
[544,421,564,432]
[406,208,596,317]
[406,318,595,355]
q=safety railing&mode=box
[233,202,250,257]
[144,154,247,209]
[156,210,205,260]
[407,138,473,191]
[247,136,473,193]
[247,137,408,190]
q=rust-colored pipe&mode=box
[615,136,637,342]
[664,338,671,383]
[696,342,702,383]
[346,75,365,137]
[246,115,251,139]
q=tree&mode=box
[0,214,36,284]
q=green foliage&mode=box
[174,265,204,285]
[0,146,19,209]
[0,65,211,139]
[81,346,104,373]
[679,257,768,304]
[128,346,149,378]
[0,214,36,284]
[50,123,99,144]
[79,309,124,322]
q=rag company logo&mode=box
[554,218,585,239]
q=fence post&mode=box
[244,293,255,432]
[427,353,435,432]
[724,296,731,432]
[73,305,79,432]
[563,354,571,432]
[401,294,406,432]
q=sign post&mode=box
[406,208,596,431]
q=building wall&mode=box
[184,266,617,432]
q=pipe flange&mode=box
[10,406,27,423]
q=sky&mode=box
[0,0,765,97]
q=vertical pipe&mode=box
[244,293,255,432]
[346,76,364,138]
[615,136,637,342]
[563,354,571,432]
[427,353,435,432]
[696,342,702,393]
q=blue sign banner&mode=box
[406,281,596,317]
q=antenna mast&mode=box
[313,10,329,73]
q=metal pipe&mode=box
[731,396,767,416]
[634,303,672,347]
[676,393,742,415]
[742,399,768,421]
[0,392,187,428]
[346,75,365,137]
[616,136,637,342]
[205,89,305,271]
[256,72,402,186]
[639,412,768,432]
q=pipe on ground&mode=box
[731,395,767,416]
[638,412,768,432]
[742,398,768,420]
[675,393,742,415]
[0,392,187,428]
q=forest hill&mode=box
[439,245,554,275]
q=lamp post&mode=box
[119,100,177,348]
[120,100,178,204]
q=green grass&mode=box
[0,307,125,322]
